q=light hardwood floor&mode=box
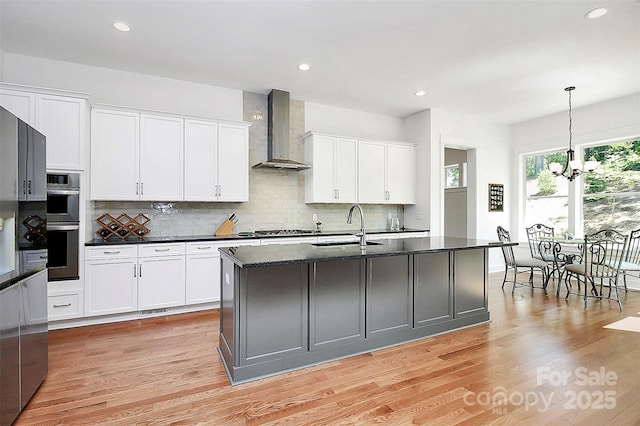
[16,274,640,425]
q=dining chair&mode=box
[619,228,640,292]
[564,229,628,311]
[496,226,549,294]
[525,224,559,281]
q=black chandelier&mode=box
[548,86,598,181]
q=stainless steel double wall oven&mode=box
[46,172,80,281]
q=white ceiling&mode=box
[1,0,639,124]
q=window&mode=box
[523,140,640,237]
[445,163,467,189]
[524,151,569,233]
[583,141,640,235]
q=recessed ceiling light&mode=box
[585,7,607,19]
[415,90,426,97]
[298,63,311,71]
[113,21,131,32]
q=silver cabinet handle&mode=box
[141,182,144,195]
[48,223,80,231]
[53,303,72,308]
[136,182,139,195]
[27,180,32,194]
[47,189,80,195]
[197,246,212,250]
[103,250,121,255]
[39,255,47,259]
[139,264,142,277]
[336,189,340,199]
[134,264,137,277]
[154,248,171,252]
[22,181,27,195]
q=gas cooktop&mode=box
[253,229,315,236]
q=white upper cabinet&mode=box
[217,123,249,202]
[139,114,184,201]
[304,133,358,203]
[357,139,387,204]
[0,88,87,170]
[37,94,86,170]
[358,139,416,205]
[0,89,35,124]
[91,109,140,200]
[184,120,218,201]
[91,109,185,201]
[184,120,249,202]
[386,143,415,204]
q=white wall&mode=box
[1,53,243,121]
[405,108,511,272]
[402,109,431,231]
[304,102,405,141]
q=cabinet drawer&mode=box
[48,291,83,320]
[138,243,185,257]
[85,245,137,260]
[186,241,222,256]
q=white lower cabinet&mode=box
[85,243,186,316]
[85,245,138,316]
[185,239,260,305]
[138,256,186,310]
[185,242,221,305]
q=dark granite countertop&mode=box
[84,228,429,246]
[220,237,509,267]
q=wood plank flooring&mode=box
[15,274,640,425]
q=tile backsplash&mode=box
[90,92,403,238]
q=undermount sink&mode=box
[311,241,384,247]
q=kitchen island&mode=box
[218,237,505,385]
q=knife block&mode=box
[215,219,235,236]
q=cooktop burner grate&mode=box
[254,229,315,236]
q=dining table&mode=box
[539,236,585,296]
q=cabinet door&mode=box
[217,124,249,202]
[357,140,386,203]
[305,134,336,203]
[186,254,220,304]
[85,258,138,316]
[334,137,358,203]
[184,120,218,201]
[36,94,85,170]
[138,256,186,310]
[27,126,47,201]
[139,114,184,201]
[387,143,415,204]
[90,109,139,200]
[0,89,35,125]
[18,121,47,202]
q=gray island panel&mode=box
[218,237,503,384]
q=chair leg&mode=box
[502,267,508,289]
[512,267,518,295]
[615,281,623,311]
[623,272,628,293]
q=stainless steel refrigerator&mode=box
[0,106,48,426]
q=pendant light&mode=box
[548,86,598,181]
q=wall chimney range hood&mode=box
[252,89,310,170]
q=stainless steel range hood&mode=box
[252,89,310,170]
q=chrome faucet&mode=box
[347,204,367,249]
